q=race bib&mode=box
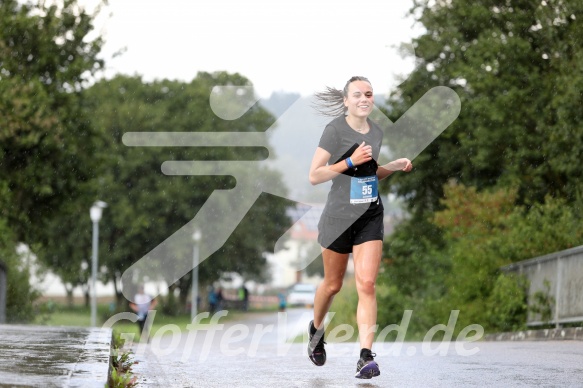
[350,175,378,204]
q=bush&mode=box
[529,279,555,325]
[486,273,528,332]
[0,217,39,323]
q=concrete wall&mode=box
[502,245,583,327]
[0,261,6,324]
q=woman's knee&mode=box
[356,278,376,296]
[323,279,343,296]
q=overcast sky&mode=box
[84,0,423,98]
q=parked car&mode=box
[287,283,317,307]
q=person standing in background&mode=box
[129,284,158,338]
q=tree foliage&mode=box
[384,0,583,218]
[0,0,104,243]
[380,182,583,335]
[76,73,291,309]
[378,0,583,334]
[0,0,105,317]
[1,0,291,317]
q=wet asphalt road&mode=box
[128,308,583,387]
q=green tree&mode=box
[430,183,519,331]
[433,184,583,332]
[380,183,583,335]
[376,0,583,335]
[77,73,290,311]
[384,0,583,217]
[0,0,104,318]
[0,0,104,244]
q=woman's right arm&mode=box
[309,147,348,185]
[309,142,373,185]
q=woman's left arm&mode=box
[377,158,413,180]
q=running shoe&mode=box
[355,349,380,379]
[307,320,326,366]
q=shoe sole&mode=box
[308,355,325,367]
[355,361,380,379]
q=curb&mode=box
[484,327,583,341]
[0,324,112,387]
[69,326,113,387]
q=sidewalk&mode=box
[0,324,112,388]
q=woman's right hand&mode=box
[351,141,373,166]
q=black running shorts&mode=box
[317,212,384,254]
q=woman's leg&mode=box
[352,240,382,350]
[313,248,349,329]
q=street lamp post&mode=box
[90,200,107,327]
[191,229,202,321]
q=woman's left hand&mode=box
[388,158,413,172]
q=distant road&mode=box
[130,308,583,387]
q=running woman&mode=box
[307,76,413,379]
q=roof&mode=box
[286,203,324,241]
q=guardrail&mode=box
[502,245,583,328]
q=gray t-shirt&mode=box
[318,115,384,219]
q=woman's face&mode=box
[344,80,374,118]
